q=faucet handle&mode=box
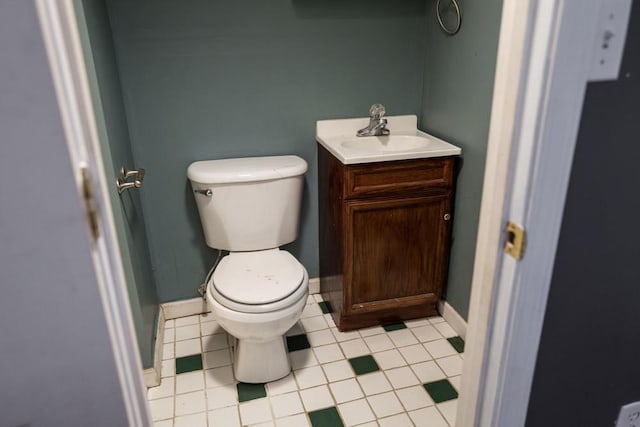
[369,103,386,119]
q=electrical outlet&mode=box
[615,401,640,427]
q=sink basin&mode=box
[316,115,461,164]
[340,135,432,153]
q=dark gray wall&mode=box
[75,0,159,368]
[0,1,129,425]
[104,0,429,302]
[420,0,503,319]
[526,4,640,425]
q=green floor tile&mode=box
[318,301,333,314]
[175,354,203,374]
[424,379,459,403]
[383,321,407,332]
[348,355,380,375]
[286,334,311,352]
[308,406,344,427]
[237,382,266,402]
[448,336,465,353]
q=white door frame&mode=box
[459,0,617,426]
[35,1,150,426]
[35,0,622,425]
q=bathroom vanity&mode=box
[317,115,461,331]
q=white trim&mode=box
[34,2,150,426]
[308,277,320,295]
[161,298,210,320]
[143,310,165,388]
[437,301,467,341]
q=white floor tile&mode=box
[174,412,207,427]
[448,375,461,391]
[435,354,463,377]
[164,319,175,329]
[338,399,376,426]
[364,334,394,352]
[424,339,457,359]
[208,406,240,427]
[438,399,458,425]
[176,371,205,394]
[366,391,404,418]
[434,322,457,338]
[286,322,305,337]
[206,384,238,410]
[301,302,323,318]
[251,422,275,427]
[395,385,434,411]
[339,338,370,358]
[330,328,361,343]
[164,328,175,343]
[411,360,447,384]
[239,398,272,425]
[175,324,201,341]
[294,366,327,389]
[409,406,449,427]
[175,315,200,327]
[201,321,225,337]
[149,396,173,421]
[199,312,214,323]
[202,333,228,352]
[266,373,298,396]
[289,349,318,370]
[204,366,235,389]
[300,315,328,332]
[270,392,304,418]
[329,378,364,404]
[153,420,173,427]
[359,326,386,337]
[306,295,316,305]
[356,372,392,396]
[378,412,414,427]
[275,413,310,427]
[161,359,175,378]
[384,366,420,389]
[148,377,175,400]
[312,343,344,364]
[427,316,445,324]
[398,343,432,364]
[323,314,336,328]
[175,390,206,416]
[411,325,443,343]
[404,318,430,328]
[313,294,324,303]
[175,338,201,357]
[387,329,419,347]
[373,349,406,370]
[307,329,336,347]
[203,349,231,369]
[299,384,335,411]
[162,343,174,360]
[321,359,355,382]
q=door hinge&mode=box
[81,166,100,243]
[504,221,526,260]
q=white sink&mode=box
[316,115,461,164]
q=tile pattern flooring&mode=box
[149,294,464,427]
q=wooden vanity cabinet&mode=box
[318,143,456,331]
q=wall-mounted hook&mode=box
[117,166,145,194]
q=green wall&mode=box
[75,0,159,367]
[105,0,429,302]
[420,0,503,318]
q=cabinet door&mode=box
[344,193,451,315]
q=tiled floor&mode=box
[149,294,464,427]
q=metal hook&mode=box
[436,0,462,36]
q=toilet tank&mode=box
[187,155,308,251]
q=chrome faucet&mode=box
[357,103,390,137]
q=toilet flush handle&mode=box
[194,189,213,197]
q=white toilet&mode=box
[187,155,309,383]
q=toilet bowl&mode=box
[187,155,309,384]
[207,249,309,383]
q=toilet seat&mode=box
[210,249,308,314]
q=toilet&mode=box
[187,155,309,383]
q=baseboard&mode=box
[309,277,320,295]
[161,297,210,320]
[143,309,165,388]
[438,300,468,340]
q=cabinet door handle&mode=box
[444,213,451,221]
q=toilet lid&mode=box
[212,250,304,305]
